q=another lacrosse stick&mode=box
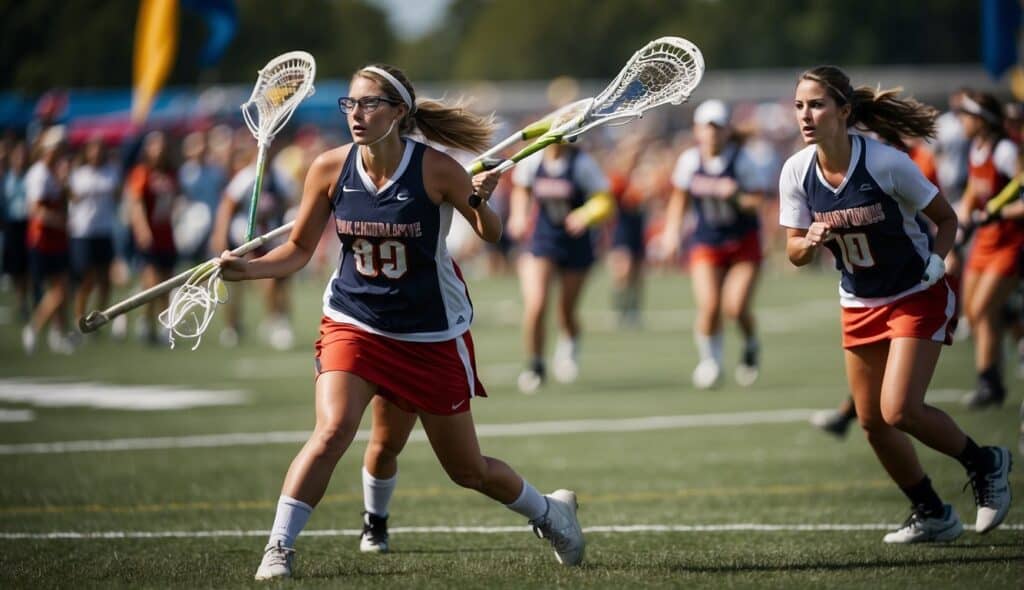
[466,36,704,207]
[241,51,316,241]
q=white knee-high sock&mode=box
[268,495,313,548]
[362,466,397,517]
[504,479,548,521]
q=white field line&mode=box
[0,409,34,423]
[0,409,817,455]
[0,379,246,411]
[1,522,1021,540]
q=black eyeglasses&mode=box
[337,96,402,114]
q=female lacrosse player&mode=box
[126,131,179,344]
[955,91,1024,409]
[780,65,1011,544]
[218,64,584,580]
[663,99,769,388]
[507,140,614,393]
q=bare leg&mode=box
[363,396,417,479]
[418,409,525,503]
[281,371,376,506]
[519,254,554,361]
[880,338,967,457]
[555,269,588,341]
[846,341,925,487]
[721,260,760,342]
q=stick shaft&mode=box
[79,221,295,332]
[244,145,270,241]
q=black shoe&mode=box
[961,386,1005,410]
[809,409,853,439]
[359,511,389,553]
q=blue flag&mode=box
[182,0,238,67]
[982,0,1022,79]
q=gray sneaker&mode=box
[883,504,963,544]
[530,489,585,566]
[254,541,295,580]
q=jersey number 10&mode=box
[833,232,876,272]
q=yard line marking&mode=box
[0,379,246,411]
[0,409,34,423]
[2,522,1021,540]
[0,409,816,455]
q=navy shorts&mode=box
[530,234,594,271]
[29,248,69,279]
[70,236,115,279]
[139,249,177,272]
[612,210,646,258]
[2,220,27,276]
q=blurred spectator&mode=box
[2,141,30,320]
[23,126,73,354]
[126,130,179,344]
[211,145,296,349]
[933,88,970,205]
[68,137,121,329]
[177,130,227,263]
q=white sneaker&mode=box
[734,364,759,387]
[219,327,239,348]
[968,446,1013,534]
[883,504,963,544]
[268,319,294,351]
[21,325,36,354]
[254,541,295,580]
[530,489,585,566]
[691,359,722,390]
[517,369,543,394]
[47,329,76,355]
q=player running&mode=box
[779,66,1012,544]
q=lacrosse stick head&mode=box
[566,37,705,138]
[241,51,317,145]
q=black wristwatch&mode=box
[468,193,483,209]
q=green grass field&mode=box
[0,263,1021,589]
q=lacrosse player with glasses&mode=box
[779,65,1012,545]
[221,64,585,580]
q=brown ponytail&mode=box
[800,65,937,147]
[355,64,495,153]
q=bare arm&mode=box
[786,222,831,267]
[661,187,689,258]
[920,194,957,258]
[426,150,502,244]
[218,148,344,281]
[209,195,238,255]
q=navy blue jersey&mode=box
[780,135,939,307]
[527,150,595,268]
[322,140,473,342]
[687,146,759,245]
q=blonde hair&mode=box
[800,65,937,148]
[355,64,495,153]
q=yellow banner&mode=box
[132,0,179,124]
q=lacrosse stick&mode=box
[466,36,704,206]
[78,221,295,336]
[241,50,316,241]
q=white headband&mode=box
[362,66,416,114]
[959,95,999,125]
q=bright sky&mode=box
[367,0,453,40]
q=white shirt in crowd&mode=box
[68,163,121,238]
